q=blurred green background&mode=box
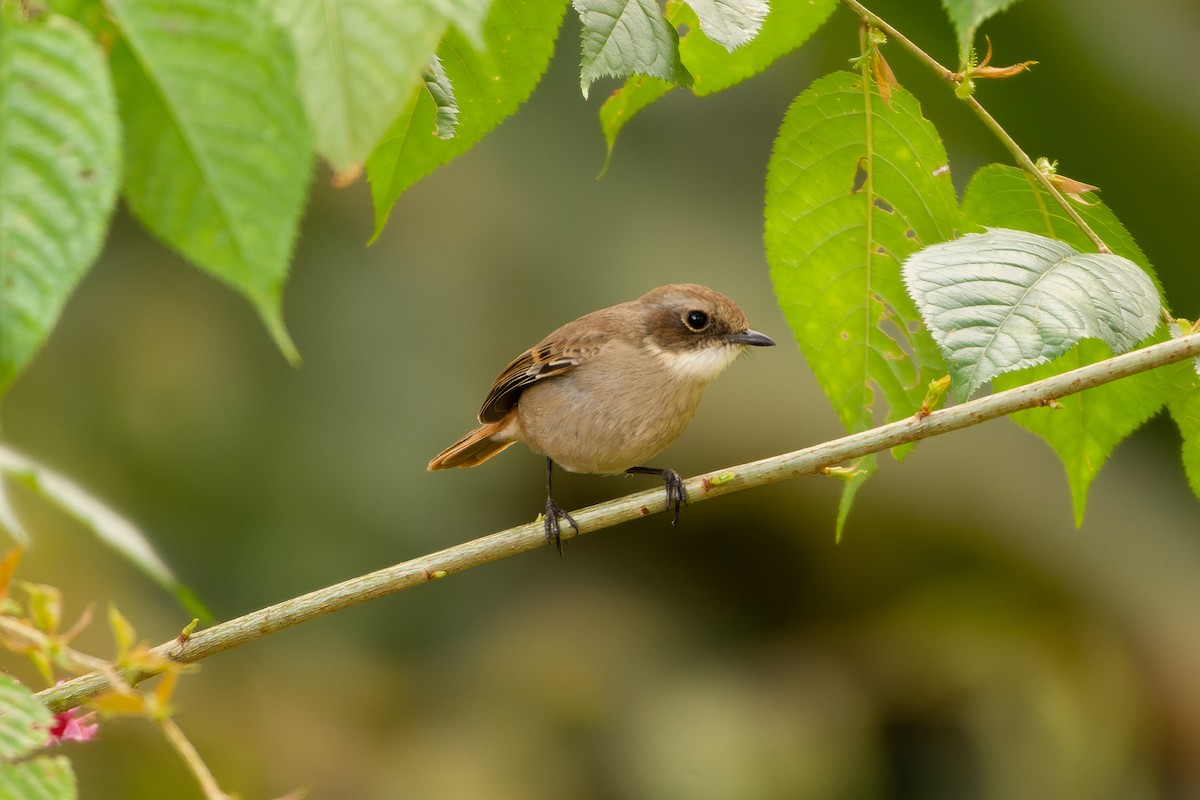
[5,0,1200,797]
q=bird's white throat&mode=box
[648,341,743,382]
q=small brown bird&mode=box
[428,284,775,550]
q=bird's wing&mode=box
[477,333,603,423]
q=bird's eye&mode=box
[683,309,710,331]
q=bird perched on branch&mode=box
[428,284,775,551]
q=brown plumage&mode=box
[428,284,775,549]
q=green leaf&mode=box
[599,75,671,166]
[835,454,874,542]
[0,15,120,396]
[677,0,834,96]
[108,0,313,364]
[600,0,836,155]
[367,0,569,238]
[685,0,768,52]
[903,228,1161,400]
[1167,365,1200,500]
[1005,338,1167,525]
[0,674,52,761]
[0,757,76,800]
[0,676,76,797]
[962,164,1170,521]
[765,71,956,438]
[940,0,1024,64]
[0,444,210,621]
[269,0,463,172]
[574,0,691,99]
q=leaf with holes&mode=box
[962,164,1169,522]
[765,70,956,536]
[0,16,120,396]
[903,228,1161,401]
[574,0,691,99]
[109,0,313,363]
[765,71,955,433]
[368,0,568,238]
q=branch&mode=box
[36,332,1200,714]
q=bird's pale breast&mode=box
[512,337,711,474]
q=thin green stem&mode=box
[35,332,1200,715]
[839,0,1111,254]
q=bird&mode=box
[428,283,775,551]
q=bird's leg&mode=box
[626,466,688,525]
[544,457,578,555]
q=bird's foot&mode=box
[544,497,579,555]
[626,466,688,525]
[660,468,688,526]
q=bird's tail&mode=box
[427,422,516,470]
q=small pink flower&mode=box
[47,709,98,744]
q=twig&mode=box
[35,332,1200,714]
[839,0,1111,255]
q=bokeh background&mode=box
[4,0,1200,797]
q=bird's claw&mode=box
[544,497,579,555]
[661,468,688,526]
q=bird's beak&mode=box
[727,328,776,347]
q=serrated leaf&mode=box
[108,0,313,364]
[367,0,568,237]
[940,0,1024,64]
[0,675,52,761]
[0,756,76,800]
[0,444,209,620]
[903,228,1161,400]
[601,0,835,155]
[0,15,120,397]
[765,71,956,439]
[1001,338,1167,525]
[685,0,768,52]
[963,164,1169,522]
[269,0,459,172]
[423,55,459,140]
[574,0,691,99]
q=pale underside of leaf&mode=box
[423,55,459,140]
[574,0,691,99]
[903,228,1161,399]
[685,0,769,52]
